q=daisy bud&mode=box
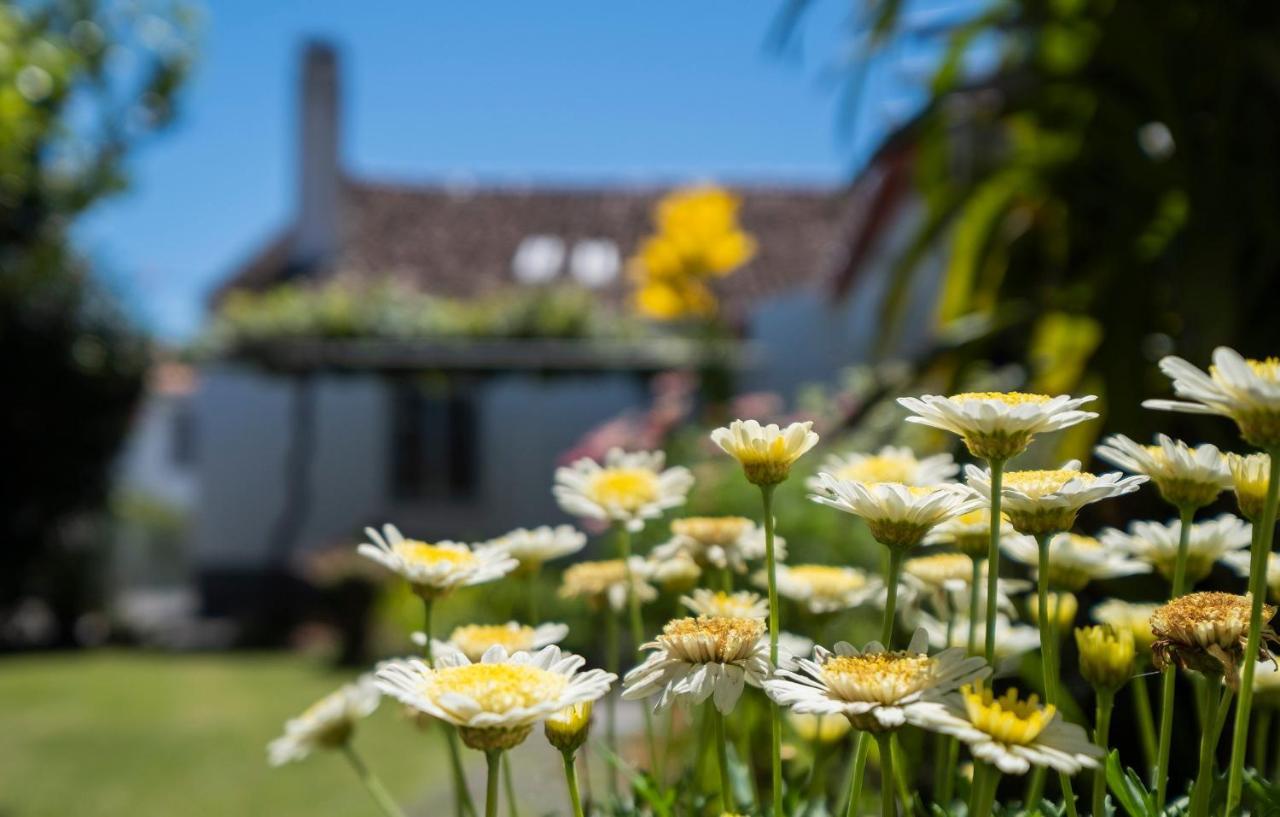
[710,419,819,486]
[1227,452,1270,522]
[1075,625,1136,692]
[544,701,593,753]
[1092,599,1159,656]
[1027,592,1079,634]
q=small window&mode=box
[389,381,479,501]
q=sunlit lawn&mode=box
[0,650,457,817]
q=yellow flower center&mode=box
[819,652,936,703]
[693,591,765,617]
[950,392,1054,406]
[961,684,1056,745]
[587,468,660,512]
[423,663,567,713]
[672,516,753,546]
[836,455,919,485]
[560,560,629,597]
[1003,469,1096,498]
[449,625,538,661]
[1215,357,1280,383]
[659,616,765,663]
[905,553,973,587]
[788,565,867,599]
[395,541,477,568]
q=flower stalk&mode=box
[984,459,1005,666]
[877,733,896,817]
[1090,689,1115,817]
[1226,448,1280,812]
[761,483,784,817]
[484,750,503,817]
[423,597,478,817]
[713,707,734,811]
[560,750,585,817]
[1153,504,1195,810]
[342,743,407,817]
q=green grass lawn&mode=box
[0,650,458,817]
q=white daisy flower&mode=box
[1092,599,1160,655]
[763,563,882,615]
[553,448,693,532]
[1223,549,1280,602]
[806,445,959,494]
[897,392,1098,461]
[710,419,820,486]
[558,558,656,613]
[1150,592,1279,686]
[413,621,570,663]
[647,552,702,592]
[358,524,517,598]
[622,616,772,714]
[903,553,1030,617]
[1002,532,1151,591]
[810,475,984,549]
[1227,452,1271,521]
[965,461,1147,536]
[915,611,1041,661]
[376,645,615,751]
[680,588,770,619]
[484,525,586,571]
[1099,514,1252,586]
[651,516,784,574]
[909,683,1103,775]
[268,675,380,766]
[1144,347,1280,447]
[1095,433,1230,510]
[924,509,1016,561]
[764,628,989,733]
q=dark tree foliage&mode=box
[793,0,1280,451]
[0,0,195,641]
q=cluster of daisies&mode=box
[268,346,1280,817]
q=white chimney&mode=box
[294,40,341,267]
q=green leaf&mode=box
[1104,751,1155,817]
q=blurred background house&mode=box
[181,41,946,628]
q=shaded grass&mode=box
[0,650,449,817]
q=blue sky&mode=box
[79,0,930,339]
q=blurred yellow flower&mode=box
[629,186,756,321]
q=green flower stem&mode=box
[424,598,478,817]
[877,734,896,817]
[969,762,1000,817]
[342,743,408,817]
[1190,674,1225,817]
[1035,534,1059,705]
[846,732,871,817]
[1153,504,1196,810]
[502,754,520,817]
[1227,448,1280,814]
[1130,669,1158,773]
[890,734,912,815]
[603,599,620,797]
[882,547,906,648]
[713,707,734,812]
[1254,708,1273,776]
[984,459,1006,666]
[617,525,661,785]
[1091,689,1115,817]
[940,735,960,806]
[1060,770,1080,817]
[968,556,983,656]
[1024,768,1046,814]
[761,484,784,817]
[805,735,830,814]
[560,750,585,817]
[484,750,503,817]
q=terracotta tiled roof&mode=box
[212,179,850,318]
